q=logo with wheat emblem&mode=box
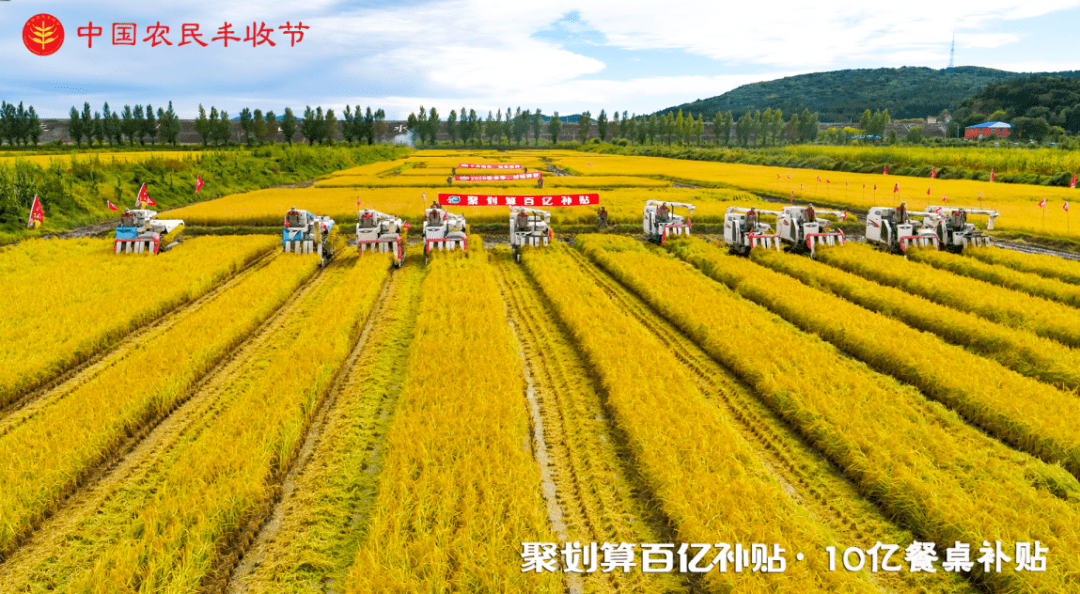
[23,14,64,56]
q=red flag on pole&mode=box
[990,168,995,182]
[137,183,155,207]
[790,190,795,203]
[883,165,888,175]
[108,200,118,211]
[873,183,877,191]
[978,192,983,201]
[27,195,44,228]
[1071,173,1076,189]
[842,209,848,221]
[931,166,936,178]
[1064,202,1070,212]
[927,187,931,196]
[195,175,204,195]
[942,194,947,203]
[816,176,821,182]
[893,183,899,194]
[1039,198,1047,208]
[827,179,831,184]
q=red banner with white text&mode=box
[439,193,599,207]
[454,172,541,182]
[457,163,522,169]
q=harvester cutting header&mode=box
[724,207,780,254]
[423,203,468,262]
[114,209,185,254]
[509,206,552,262]
[924,206,998,252]
[775,205,847,255]
[644,200,694,244]
[357,209,406,268]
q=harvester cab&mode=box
[509,206,552,263]
[643,200,694,244]
[924,206,998,252]
[357,208,406,268]
[114,208,185,254]
[423,206,468,263]
[283,207,336,266]
[865,203,939,253]
[723,206,781,255]
[776,205,847,256]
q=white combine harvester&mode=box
[924,206,998,252]
[356,208,406,268]
[643,200,694,244]
[282,207,336,266]
[114,209,185,254]
[723,206,781,255]
[865,203,940,253]
[509,206,552,262]
[423,206,468,263]
[775,205,848,256]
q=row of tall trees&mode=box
[405,105,822,147]
[0,102,42,146]
[68,102,182,147]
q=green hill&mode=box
[659,66,1080,122]
[953,76,1080,136]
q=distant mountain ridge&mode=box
[657,66,1080,122]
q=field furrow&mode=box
[494,251,685,594]
[0,235,280,408]
[578,234,1080,594]
[908,247,1080,308]
[342,245,561,593]
[228,258,425,594]
[816,242,1080,348]
[524,244,889,593]
[965,245,1080,285]
[0,252,391,593]
[748,245,1080,392]
[560,245,976,594]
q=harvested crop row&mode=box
[343,245,561,593]
[578,234,1080,594]
[816,242,1080,348]
[748,246,1080,392]
[559,246,975,594]
[668,238,1080,477]
[907,247,1080,308]
[0,252,390,593]
[0,254,318,556]
[494,253,685,594]
[234,259,426,594]
[0,235,278,408]
[964,245,1080,285]
[524,244,880,594]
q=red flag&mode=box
[195,175,204,194]
[883,165,888,175]
[931,166,937,179]
[942,194,947,203]
[356,197,362,206]
[990,168,995,182]
[874,183,877,191]
[137,183,156,207]
[841,209,848,221]
[978,192,983,201]
[827,179,831,184]
[927,187,931,196]
[862,183,866,189]
[1071,173,1077,189]
[776,173,780,180]
[817,176,821,182]
[27,195,44,228]
[790,190,795,203]
[1064,202,1070,212]
[403,220,412,229]
[1039,198,1047,208]
[108,200,118,211]
[893,183,899,194]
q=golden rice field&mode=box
[0,151,201,168]
[5,148,1080,594]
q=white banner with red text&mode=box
[457,163,523,169]
[454,172,541,182]
[439,193,599,207]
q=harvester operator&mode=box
[657,203,671,222]
[597,206,609,228]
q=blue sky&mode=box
[3,0,1080,119]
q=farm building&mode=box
[965,121,1012,138]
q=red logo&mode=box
[23,14,65,56]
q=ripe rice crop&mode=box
[749,247,1080,392]
[0,235,278,407]
[345,244,561,593]
[577,233,1080,593]
[907,247,1080,308]
[784,145,1080,177]
[0,253,319,555]
[667,237,1080,477]
[523,244,881,593]
[550,154,1078,240]
[2,252,391,593]
[0,151,201,168]
[817,242,1080,348]
[964,245,1080,286]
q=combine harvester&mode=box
[865,203,941,253]
[282,207,336,266]
[509,206,552,262]
[723,206,781,255]
[643,200,695,245]
[356,208,406,268]
[114,209,185,254]
[924,206,998,252]
[423,205,468,263]
[775,205,848,256]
